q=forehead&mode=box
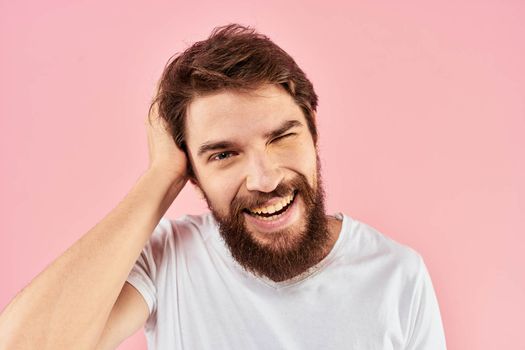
[185,84,305,146]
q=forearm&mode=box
[0,167,185,349]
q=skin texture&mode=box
[184,83,342,282]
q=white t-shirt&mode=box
[126,212,446,349]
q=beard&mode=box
[204,160,331,282]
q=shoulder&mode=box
[140,212,215,264]
[343,214,424,278]
[149,212,217,246]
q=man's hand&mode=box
[146,103,189,183]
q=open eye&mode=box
[210,151,235,162]
[271,133,297,143]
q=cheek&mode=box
[198,171,241,214]
[278,141,317,180]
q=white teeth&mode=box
[249,192,295,215]
[257,210,287,221]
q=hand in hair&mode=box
[146,102,189,183]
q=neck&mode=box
[320,214,342,258]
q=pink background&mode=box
[1,1,524,349]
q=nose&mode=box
[245,152,283,193]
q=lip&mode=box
[252,192,294,208]
[243,192,300,233]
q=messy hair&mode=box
[150,23,319,177]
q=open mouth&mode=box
[243,190,298,219]
[243,190,297,218]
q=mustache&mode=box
[230,175,311,215]
[232,187,296,215]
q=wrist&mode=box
[140,167,187,214]
[146,165,187,186]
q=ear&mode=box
[184,149,199,186]
[189,178,207,201]
[186,162,200,186]
[309,110,319,146]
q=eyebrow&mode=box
[197,119,304,158]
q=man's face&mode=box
[185,84,330,282]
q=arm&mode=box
[404,257,447,350]
[94,282,150,350]
[0,108,187,350]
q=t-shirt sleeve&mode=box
[125,217,172,320]
[404,255,447,350]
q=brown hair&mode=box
[149,23,319,178]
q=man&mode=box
[0,24,446,349]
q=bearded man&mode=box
[0,24,447,350]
